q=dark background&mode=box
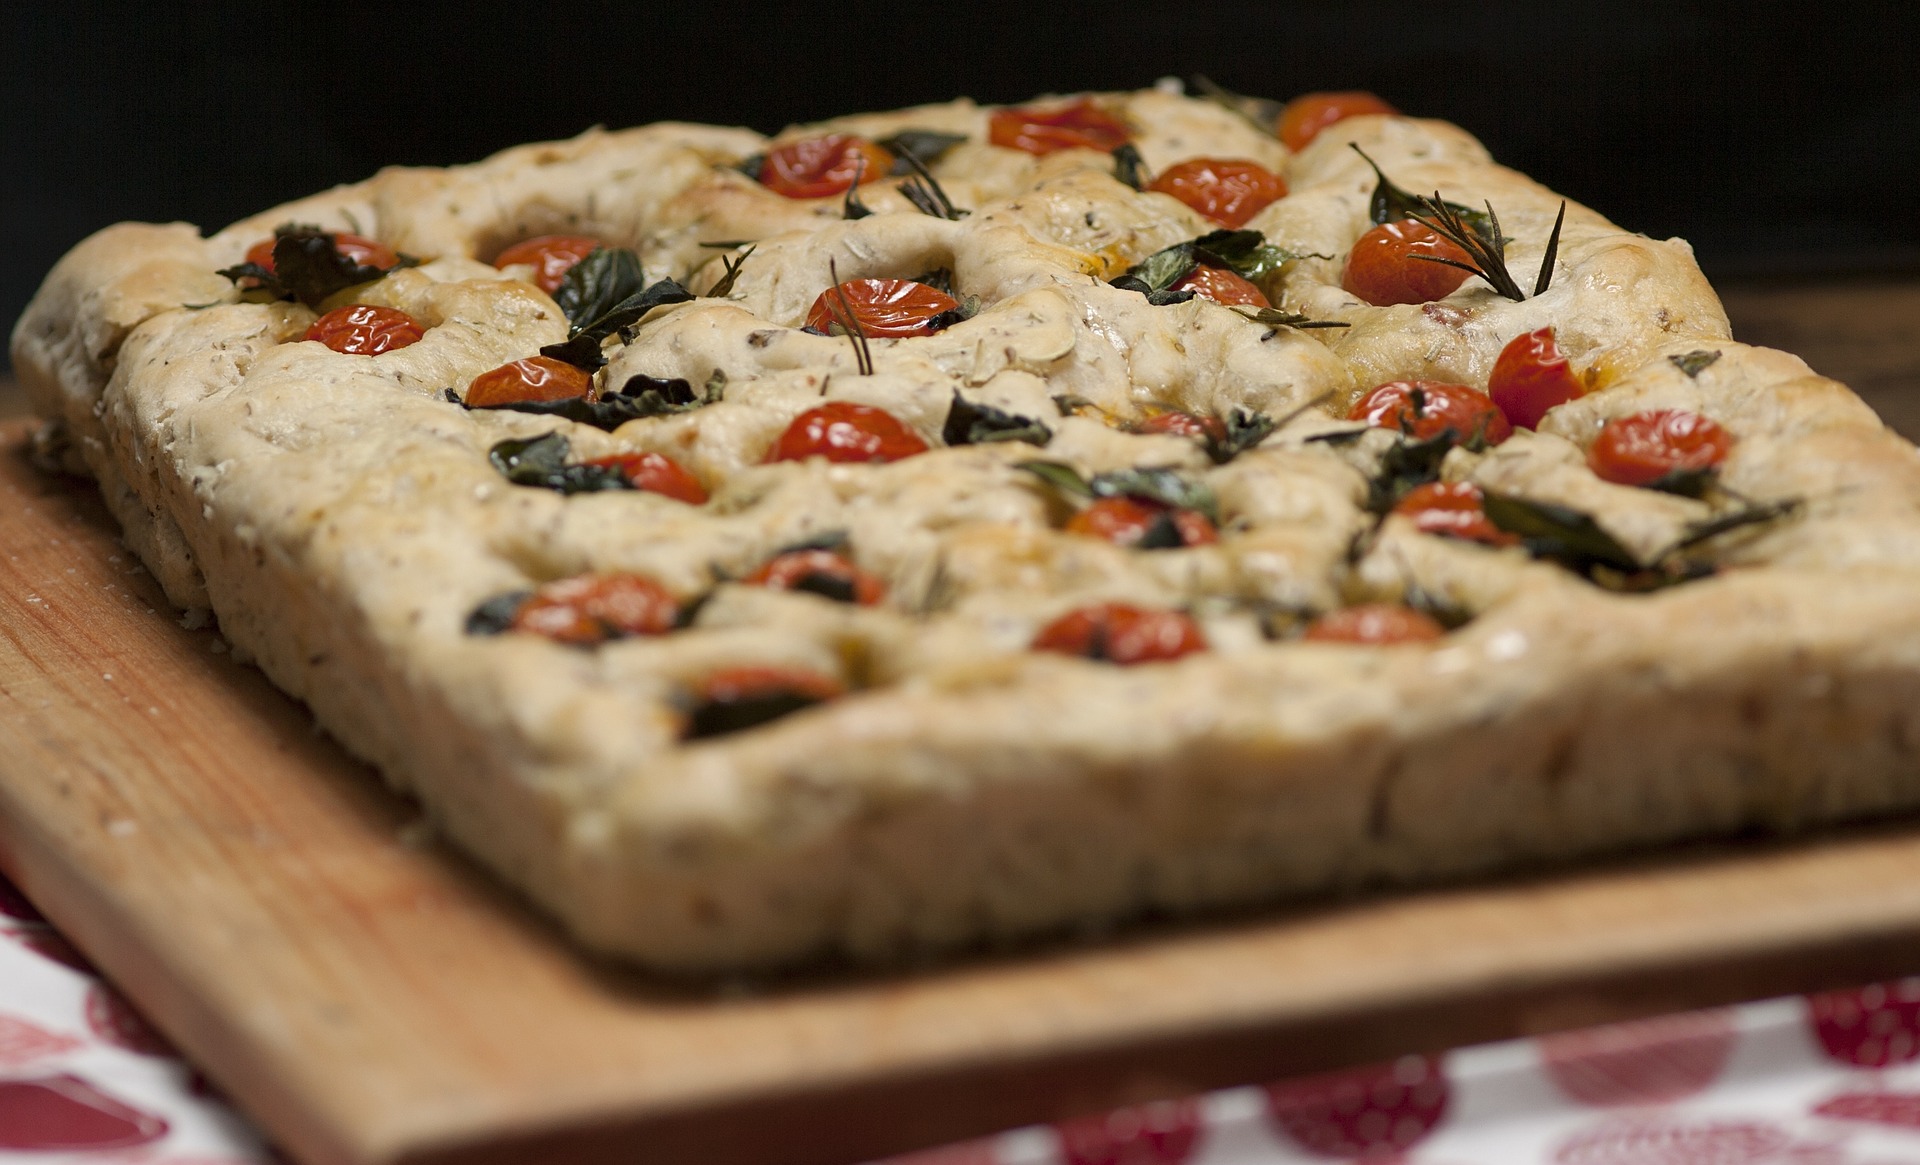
[5,2,1915,370]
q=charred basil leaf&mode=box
[1091,467,1219,524]
[775,529,852,555]
[552,247,646,329]
[878,129,968,171]
[1204,408,1278,464]
[1110,228,1305,303]
[539,277,695,371]
[1112,143,1148,191]
[1667,497,1800,553]
[216,224,394,308]
[943,392,1053,447]
[1670,349,1723,378]
[923,294,982,332]
[1644,466,1718,498]
[1351,146,1494,239]
[465,591,530,635]
[1134,510,1188,550]
[1304,427,1370,446]
[475,372,721,431]
[1482,493,1641,572]
[733,154,765,180]
[685,688,829,739]
[488,433,630,494]
[1365,431,1457,513]
[788,571,860,604]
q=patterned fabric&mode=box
[8,872,1920,1163]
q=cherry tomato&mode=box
[1171,264,1270,308]
[759,135,894,199]
[579,452,708,504]
[303,304,424,356]
[244,232,398,274]
[988,98,1131,156]
[464,356,592,407]
[510,574,680,646]
[1031,603,1208,665]
[803,278,961,338]
[765,401,929,464]
[1489,327,1584,430]
[1390,481,1519,547]
[1302,603,1445,644]
[1350,380,1513,446]
[493,235,600,293]
[1065,497,1218,548]
[682,665,845,739]
[1342,220,1473,307]
[1147,158,1288,228]
[743,548,887,605]
[1136,411,1227,443]
[1588,410,1733,487]
[1276,91,1399,152]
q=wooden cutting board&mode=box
[8,417,1920,1165]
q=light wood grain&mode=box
[9,420,1920,1165]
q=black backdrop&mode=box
[5,2,1914,364]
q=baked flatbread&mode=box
[16,85,1920,970]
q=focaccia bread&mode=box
[16,84,1920,971]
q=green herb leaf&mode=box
[943,392,1053,447]
[1365,431,1457,513]
[1670,350,1723,378]
[1205,407,1277,464]
[1112,143,1148,191]
[1644,466,1718,499]
[1666,497,1800,553]
[465,591,531,635]
[1090,467,1219,524]
[1482,493,1642,572]
[923,293,981,332]
[1230,306,1349,330]
[1187,76,1284,138]
[217,224,394,308]
[551,247,646,330]
[1350,146,1494,238]
[487,432,631,494]
[539,277,695,371]
[1015,460,1096,498]
[472,372,719,431]
[1406,196,1527,302]
[878,129,968,171]
[1110,228,1305,304]
[1052,393,1095,416]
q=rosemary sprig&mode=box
[1405,191,1567,303]
[706,244,754,298]
[1534,201,1566,297]
[842,156,873,220]
[826,258,873,376]
[896,149,967,220]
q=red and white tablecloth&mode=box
[8,872,1920,1164]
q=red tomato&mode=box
[464,356,592,407]
[1350,380,1513,446]
[1031,603,1208,665]
[1136,411,1227,443]
[1391,481,1519,546]
[1302,604,1445,644]
[694,664,845,704]
[510,574,680,646]
[989,98,1131,156]
[1171,264,1270,308]
[759,135,894,199]
[579,452,708,504]
[765,401,929,464]
[303,304,424,356]
[1147,158,1288,228]
[1588,410,1733,487]
[1343,220,1473,307]
[494,234,600,293]
[1065,497,1218,548]
[804,278,961,337]
[1488,327,1584,430]
[743,548,887,605]
[1276,91,1399,152]
[244,231,397,274]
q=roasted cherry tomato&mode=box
[1171,264,1270,308]
[988,98,1131,156]
[244,232,397,274]
[1276,91,1399,152]
[682,665,845,739]
[765,401,929,464]
[1147,158,1288,228]
[1350,380,1513,446]
[493,235,600,293]
[1302,603,1445,645]
[743,548,887,605]
[1136,410,1227,443]
[510,573,680,646]
[1390,481,1519,547]
[1031,603,1208,665]
[303,304,424,356]
[759,135,894,199]
[579,451,708,504]
[1587,409,1733,487]
[1488,327,1584,430]
[1065,497,1218,549]
[803,278,961,338]
[1342,220,1473,307]
[464,356,592,407]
